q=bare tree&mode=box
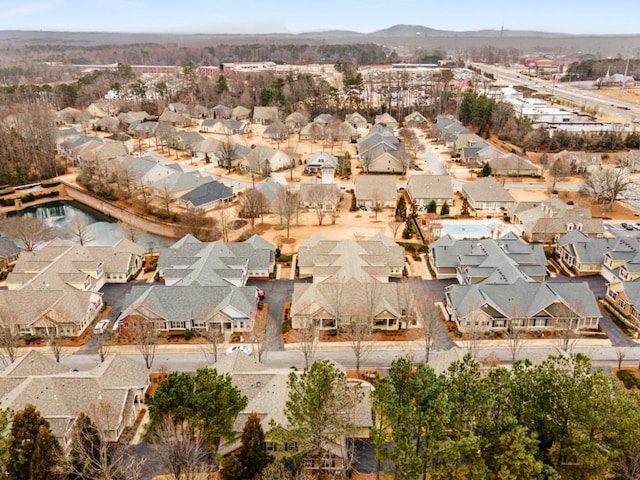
[48,327,63,363]
[506,323,525,363]
[371,189,383,221]
[557,317,578,353]
[617,348,628,369]
[63,410,145,480]
[152,415,214,480]
[200,327,224,365]
[398,127,425,162]
[137,178,153,212]
[68,213,94,246]
[463,312,484,359]
[178,207,218,241]
[581,165,633,211]
[96,330,113,363]
[306,184,339,226]
[273,188,299,239]
[130,315,158,369]
[217,206,232,243]
[410,280,441,364]
[242,188,268,228]
[218,137,238,173]
[293,319,319,370]
[250,312,274,363]
[117,216,142,243]
[388,220,404,239]
[1,216,54,251]
[159,183,174,218]
[0,325,20,365]
[345,310,372,377]
[547,156,572,190]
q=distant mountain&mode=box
[368,24,573,38]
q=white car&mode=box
[93,319,109,335]
[226,345,253,355]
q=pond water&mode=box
[9,200,172,249]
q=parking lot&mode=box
[606,222,640,238]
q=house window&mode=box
[577,223,583,231]
[265,442,277,452]
[493,320,506,328]
[284,441,298,452]
[534,319,547,327]
[512,319,525,327]
[619,299,626,309]
[608,290,618,300]
[567,223,574,231]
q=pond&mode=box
[9,200,172,249]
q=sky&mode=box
[0,0,639,35]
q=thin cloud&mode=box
[0,1,53,17]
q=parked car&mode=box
[622,222,635,230]
[93,319,109,335]
[226,345,253,355]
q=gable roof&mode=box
[461,176,515,203]
[407,174,454,201]
[179,179,233,207]
[354,175,397,203]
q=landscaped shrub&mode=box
[40,180,61,188]
[616,369,637,389]
[0,187,15,196]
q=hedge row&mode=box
[0,190,60,206]
[616,369,640,389]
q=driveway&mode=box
[246,279,294,351]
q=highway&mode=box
[474,63,640,123]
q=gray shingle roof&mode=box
[179,179,233,207]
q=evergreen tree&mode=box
[30,425,62,480]
[215,74,229,94]
[440,201,450,216]
[395,196,407,220]
[426,200,437,214]
[221,412,273,480]
[480,162,492,177]
[460,197,471,217]
[8,404,61,480]
[402,217,413,239]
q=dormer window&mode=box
[576,223,583,231]
[567,223,574,231]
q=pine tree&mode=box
[7,404,51,480]
[29,425,62,480]
[440,201,450,216]
[427,200,437,214]
[222,412,273,480]
[460,197,471,217]
[480,162,492,177]
[395,196,407,220]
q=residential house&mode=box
[157,234,276,286]
[461,176,516,211]
[85,102,110,119]
[253,106,279,125]
[239,146,292,175]
[305,151,338,178]
[404,111,428,128]
[128,121,158,139]
[299,122,325,141]
[168,102,191,115]
[345,112,368,131]
[313,113,333,125]
[56,107,83,125]
[374,113,398,128]
[330,121,358,142]
[433,115,471,145]
[178,179,234,211]
[509,196,604,244]
[406,174,454,208]
[118,284,259,334]
[601,237,640,283]
[0,351,149,448]
[445,278,601,334]
[0,236,20,274]
[201,119,249,135]
[169,131,205,152]
[216,352,372,479]
[117,111,149,126]
[299,183,341,212]
[292,235,408,331]
[263,121,289,142]
[354,175,397,209]
[212,104,232,119]
[369,124,396,137]
[93,116,120,133]
[158,109,191,127]
[255,178,285,212]
[284,111,308,132]
[118,234,275,334]
[488,154,540,177]
[554,150,603,174]
[231,106,251,121]
[556,230,617,276]
[429,232,547,282]
[605,281,640,328]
